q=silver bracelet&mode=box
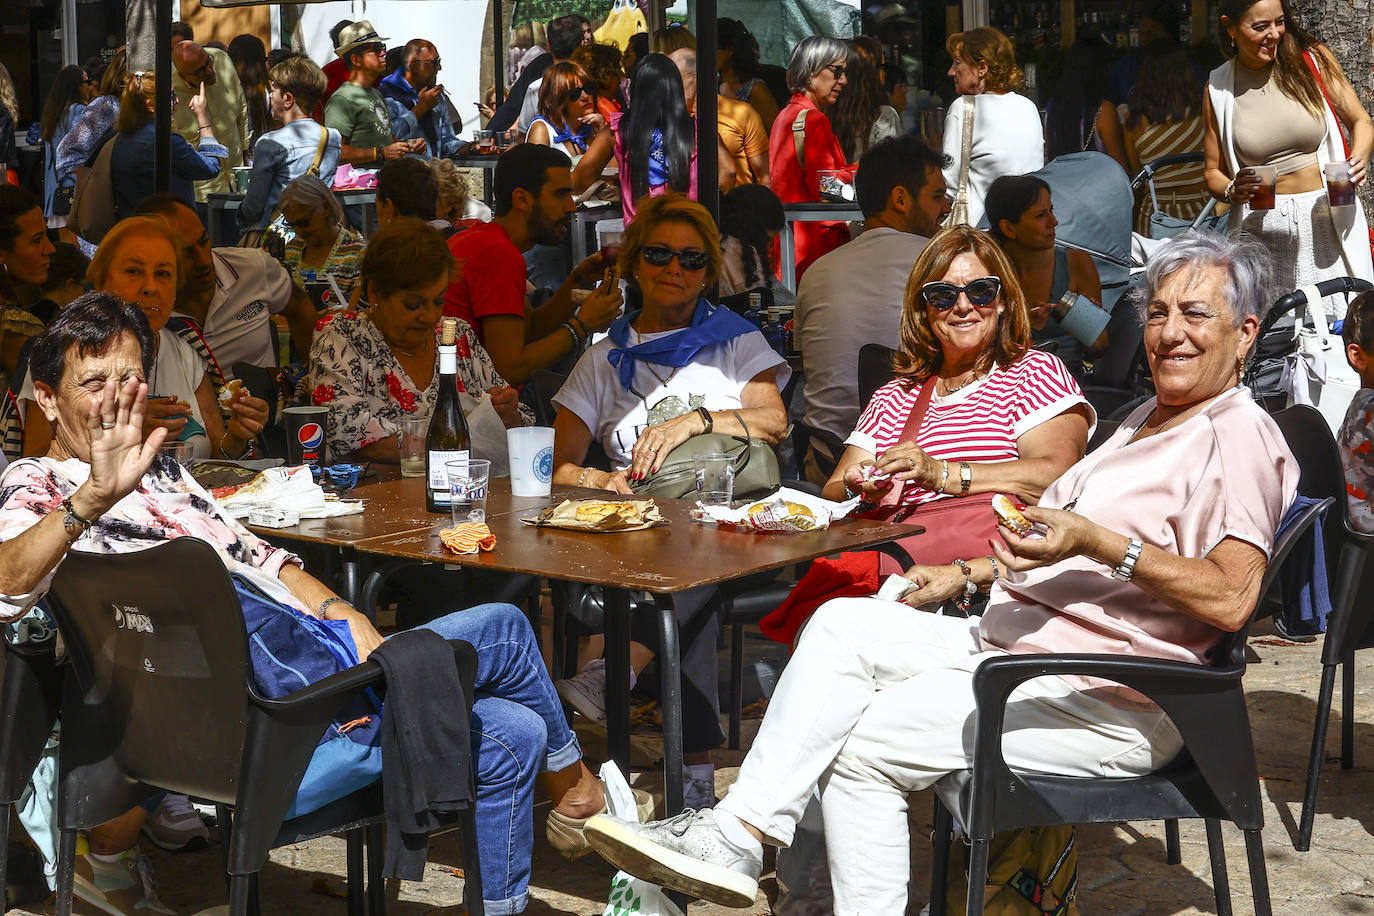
[577,467,591,487]
[562,321,582,349]
[1112,538,1144,581]
[318,597,348,617]
[986,554,999,582]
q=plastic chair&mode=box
[1270,405,1374,851]
[857,344,898,409]
[42,538,484,916]
[927,495,1328,916]
[1080,295,1151,419]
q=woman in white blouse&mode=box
[940,27,1045,228]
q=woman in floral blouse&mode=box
[306,218,529,463]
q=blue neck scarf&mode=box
[549,119,595,153]
[606,299,759,392]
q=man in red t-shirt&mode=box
[445,144,622,384]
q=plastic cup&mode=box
[447,458,491,525]
[158,441,189,464]
[693,453,735,506]
[507,426,555,497]
[1249,165,1277,210]
[1324,161,1357,208]
[398,415,428,477]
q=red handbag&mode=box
[1303,50,1374,258]
[858,375,1013,567]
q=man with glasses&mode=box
[325,20,421,169]
[379,39,466,160]
[171,40,248,202]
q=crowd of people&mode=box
[0,0,1371,913]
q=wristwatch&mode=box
[958,461,972,494]
[1113,538,1144,581]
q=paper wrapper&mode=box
[220,466,365,519]
[522,498,666,532]
[691,486,864,533]
[439,522,497,555]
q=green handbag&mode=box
[629,413,781,502]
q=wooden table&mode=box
[353,488,921,813]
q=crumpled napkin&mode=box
[439,522,496,554]
[691,486,862,533]
[220,466,364,519]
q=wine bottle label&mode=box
[428,448,471,503]
[438,345,457,375]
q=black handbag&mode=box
[629,413,780,501]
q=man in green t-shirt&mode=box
[324,20,423,168]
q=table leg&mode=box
[654,593,684,817]
[341,554,362,608]
[359,558,426,618]
[604,588,632,776]
[483,169,495,205]
[780,220,797,294]
[571,212,589,266]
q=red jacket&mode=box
[768,94,854,281]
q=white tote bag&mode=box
[601,762,685,916]
[1283,284,1361,432]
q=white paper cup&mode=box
[507,426,555,497]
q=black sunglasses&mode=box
[642,245,709,270]
[825,64,847,79]
[563,84,596,102]
[920,276,1001,310]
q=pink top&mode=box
[0,456,307,623]
[611,111,699,225]
[979,386,1299,678]
[847,350,1090,513]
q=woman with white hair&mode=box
[276,173,365,307]
[768,35,852,282]
[584,230,1299,914]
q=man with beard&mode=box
[444,144,622,384]
[793,137,950,481]
[379,39,466,160]
[136,194,316,374]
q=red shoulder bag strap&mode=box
[897,375,938,444]
[1302,49,1350,157]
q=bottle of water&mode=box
[761,309,786,355]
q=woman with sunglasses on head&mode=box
[823,226,1091,556]
[526,61,606,160]
[550,194,788,810]
[275,173,366,308]
[768,35,853,281]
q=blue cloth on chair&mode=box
[1278,493,1332,636]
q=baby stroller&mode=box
[1130,151,1228,268]
[1009,151,1152,419]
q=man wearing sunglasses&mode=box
[326,21,423,169]
[170,40,247,202]
[444,144,623,384]
[379,39,466,160]
[794,137,949,480]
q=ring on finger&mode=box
[101,421,116,429]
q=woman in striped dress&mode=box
[1125,44,1210,235]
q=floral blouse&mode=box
[0,455,307,623]
[306,311,531,459]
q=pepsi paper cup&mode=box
[283,406,329,467]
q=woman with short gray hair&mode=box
[583,230,1300,913]
[769,35,853,282]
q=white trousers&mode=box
[716,598,1184,915]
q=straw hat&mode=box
[334,20,390,59]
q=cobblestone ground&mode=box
[14,623,1374,915]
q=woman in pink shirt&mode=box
[583,230,1300,913]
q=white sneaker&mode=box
[53,844,174,915]
[141,793,210,851]
[587,808,762,908]
[556,659,608,723]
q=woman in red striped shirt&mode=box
[819,226,1093,570]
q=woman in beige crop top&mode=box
[1202,0,1370,206]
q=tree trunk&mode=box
[1289,0,1374,226]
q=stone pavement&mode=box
[12,621,1374,915]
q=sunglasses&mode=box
[920,276,1001,310]
[825,64,847,79]
[642,245,709,270]
[563,84,596,102]
[412,57,441,68]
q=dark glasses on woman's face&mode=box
[920,276,1001,310]
[825,64,847,79]
[641,245,709,270]
[563,84,596,102]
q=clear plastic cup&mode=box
[158,441,189,464]
[1249,165,1277,210]
[474,129,497,154]
[399,416,428,477]
[447,458,491,524]
[1324,161,1357,208]
[693,452,734,506]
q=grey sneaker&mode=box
[586,809,761,908]
[555,659,607,723]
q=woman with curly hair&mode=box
[718,183,784,296]
[572,42,626,123]
[941,27,1044,227]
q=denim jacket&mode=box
[239,120,342,230]
[378,70,464,159]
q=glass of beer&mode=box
[1324,161,1357,208]
[474,129,497,154]
[1248,166,1277,211]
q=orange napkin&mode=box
[439,522,496,555]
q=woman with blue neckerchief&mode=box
[526,61,606,162]
[549,193,788,810]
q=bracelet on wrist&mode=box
[561,321,583,349]
[318,597,348,617]
[937,459,950,494]
[577,467,591,487]
[986,554,999,586]
[1223,178,1237,203]
[951,558,977,611]
[61,496,98,540]
[570,315,589,336]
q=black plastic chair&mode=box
[857,343,898,409]
[1080,294,1151,419]
[927,495,1327,916]
[43,538,484,916]
[1270,405,1374,851]
[789,420,846,484]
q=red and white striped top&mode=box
[845,350,1092,512]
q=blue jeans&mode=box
[413,602,581,916]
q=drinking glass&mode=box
[693,453,734,506]
[399,416,428,477]
[447,458,491,524]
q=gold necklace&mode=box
[634,324,681,387]
[939,369,981,396]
